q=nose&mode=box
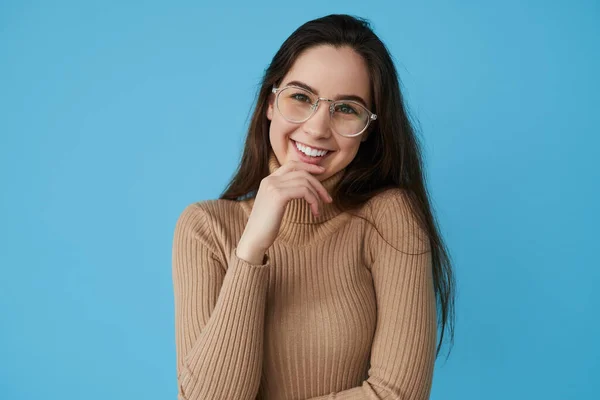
[302,99,332,139]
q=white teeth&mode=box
[294,141,328,157]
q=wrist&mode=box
[236,239,267,265]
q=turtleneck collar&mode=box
[269,148,346,224]
[238,149,351,246]
[247,148,346,225]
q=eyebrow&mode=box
[285,80,370,108]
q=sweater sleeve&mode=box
[171,203,270,400]
[304,189,437,400]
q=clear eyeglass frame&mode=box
[271,85,378,138]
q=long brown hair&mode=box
[219,14,455,360]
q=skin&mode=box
[237,45,374,264]
[266,44,372,182]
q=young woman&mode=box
[172,14,455,400]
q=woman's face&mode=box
[266,45,372,181]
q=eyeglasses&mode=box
[271,85,377,138]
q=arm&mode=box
[306,189,438,400]
[172,203,270,400]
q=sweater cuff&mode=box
[231,246,270,268]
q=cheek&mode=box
[334,141,362,165]
[272,117,297,137]
[337,138,361,155]
[269,119,297,149]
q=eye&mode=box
[335,103,357,115]
[290,92,311,103]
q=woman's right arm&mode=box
[172,159,332,400]
[172,203,270,400]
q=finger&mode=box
[277,179,323,216]
[285,170,333,204]
[272,159,325,177]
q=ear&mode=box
[266,92,274,121]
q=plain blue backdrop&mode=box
[1,0,598,399]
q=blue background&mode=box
[1,0,598,399]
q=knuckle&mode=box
[270,184,282,195]
[270,187,284,202]
[259,176,271,188]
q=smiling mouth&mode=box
[292,139,332,152]
[291,139,335,161]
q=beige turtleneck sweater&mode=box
[172,150,437,400]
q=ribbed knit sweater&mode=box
[172,150,437,400]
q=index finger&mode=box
[272,159,325,176]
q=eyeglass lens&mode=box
[276,86,369,137]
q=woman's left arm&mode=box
[305,188,438,400]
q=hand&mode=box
[237,159,333,262]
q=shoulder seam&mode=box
[370,188,431,255]
[184,202,226,272]
[372,187,409,227]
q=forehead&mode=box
[281,45,371,105]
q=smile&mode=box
[291,139,334,165]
